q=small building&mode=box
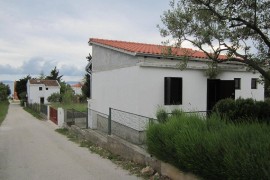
[87,38,264,118]
[27,79,60,104]
[71,83,82,95]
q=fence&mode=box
[66,109,88,129]
[27,103,40,112]
[108,108,156,145]
[40,104,48,116]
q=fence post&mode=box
[86,108,88,129]
[108,107,111,135]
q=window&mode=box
[39,87,42,91]
[251,78,257,89]
[234,78,241,90]
[46,88,48,90]
[164,77,182,105]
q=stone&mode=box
[141,166,155,176]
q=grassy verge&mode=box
[50,103,87,112]
[0,101,9,125]
[55,128,168,180]
[23,107,44,120]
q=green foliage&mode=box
[47,93,62,103]
[62,89,75,104]
[19,91,27,106]
[160,0,270,81]
[155,107,168,123]
[46,66,63,82]
[213,98,270,123]
[171,109,183,117]
[0,82,11,101]
[82,74,90,98]
[15,75,31,99]
[147,113,270,179]
[0,101,9,125]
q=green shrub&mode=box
[146,112,270,179]
[47,92,62,103]
[171,109,184,117]
[213,98,270,123]
[155,107,168,123]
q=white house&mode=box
[27,79,60,104]
[87,38,264,119]
[71,83,82,95]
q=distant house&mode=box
[27,79,60,104]
[71,83,82,95]
[86,38,264,118]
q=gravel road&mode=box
[0,103,140,180]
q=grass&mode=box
[0,101,9,125]
[50,103,87,112]
[55,128,169,180]
[23,107,44,120]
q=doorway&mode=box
[40,97,44,104]
[207,79,235,111]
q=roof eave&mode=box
[89,41,137,56]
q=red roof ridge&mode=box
[89,38,162,47]
[89,38,228,60]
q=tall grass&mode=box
[0,101,9,125]
[146,113,270,179]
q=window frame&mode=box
[164,77,183,105]
[251,78,257,89]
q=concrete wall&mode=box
[91,44,139,72]
[96,114,146,145]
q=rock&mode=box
[141,166,155,176]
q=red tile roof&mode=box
[89,38,227,60]
[29,79,60,87]
[71,83,82,88]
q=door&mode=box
[207,79,235,111]
[40,97,44,104]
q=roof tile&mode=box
[29,79,59,87]
[89,38,227,60]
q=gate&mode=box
[50,107,58,125]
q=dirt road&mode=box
[0,103,140,180]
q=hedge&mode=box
[213,98,270,123]
[146,113,270,179]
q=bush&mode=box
[155,107,168,123]
[47,93,62,103]
[146,113,270,179]
[213,98,270,123]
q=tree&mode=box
[82,74,90,98]
[0,83,11,101]
[46,66,63,82]
[15,75,31,100]
[159,0,270,81]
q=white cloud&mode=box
[0,0,170,81]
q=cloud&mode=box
[0,57,84,78]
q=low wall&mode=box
[97,114,146,145]
[66,125,199,180]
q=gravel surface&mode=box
[0,103,140,180]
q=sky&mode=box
[0,0,171,82]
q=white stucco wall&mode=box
[91,65,264,119]
[218,71,264,101]
[27,84,60,104]
[72,87,82,95]
[91,44,139,72]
